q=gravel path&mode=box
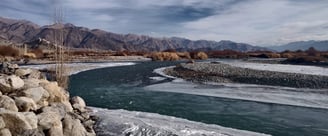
[164,62,328,89]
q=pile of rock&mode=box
[0,62,96,136]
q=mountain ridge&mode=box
[269,40,328,52]
[0,17,269,52]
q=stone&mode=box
[48,122,63,136]
[41,103,69,119]
[14,97,37,111]
[0,75,24,93]
[41,82,68,103]
[0,117,5,129]
[0,128,11,136]
[28,70,46,79]
[83,119,95,133]
[0,77,11,93]
[23,112,38,129]
[23,78,41,89]
[20,129,45,136]
[0,109,36,135]
[37,111,62,130]
[71,96,86,111]
[15,68,32,77]
[62,101,73,112]
[63,114,89,136]
[20,87,49,104]
[0,95,18,111]
[0,62,18,75]
[7,75,24,90]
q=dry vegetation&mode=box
[147,51,208,61]
[281,47,328,64]
[0,45,19,57]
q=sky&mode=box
[1,0,328,46]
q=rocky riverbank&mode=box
[0,62,96,136]
[164,62,328,89]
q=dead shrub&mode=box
[30,48,44,58]
[0,45,19,57]
[149,52,180,61]
[190,51,208,60]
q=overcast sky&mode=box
[1,0,328,46]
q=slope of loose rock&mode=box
[0,62,96,136]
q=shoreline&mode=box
[21,62,138,76]
[164,62,328,89]
[16,56,151,65]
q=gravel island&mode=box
[164,62,328,89]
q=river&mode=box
[68,61,328,136]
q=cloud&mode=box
[0,0,328,46]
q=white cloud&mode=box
[1,0,328,46]
[180,0,328,45]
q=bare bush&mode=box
[0,46,19,57]
[30,48,44,58]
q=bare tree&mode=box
[52,0,69,89]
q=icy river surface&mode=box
[66,61,328,136]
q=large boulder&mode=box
[41,103,71,119]
[0,95,18,112]
[20,129,45,136]
[0,128,11,136]
[0,62,18,74]
[23,112,38,129]
[37,111,62,130]
[71,96,86,112]
[48,122,63,136]
[0,75,24,93]
[15,68,32,77]
[20,87,49,108]
[41,82,69,103]
[14,97,37,112]
[22,78,41,89]
[28,70,46,79]
[62,114,90,136]
[0,117,5,129]
[0,109,37,135]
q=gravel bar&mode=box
[164,62,328,89]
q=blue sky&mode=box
[1,0,328,46]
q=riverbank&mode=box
[0,62,96,136]
[21,62,136,75]
[19,56,151,65]
[164,62,328,89]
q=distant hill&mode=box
[269,40,328,52]
[0,17,269,52]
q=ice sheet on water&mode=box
[220,61,328,76]
[145,81,328,109]
[91,107,270,136]
[153,66,177,79]
[149,76,166,81]
[21,62,136,75]
[151,63,328,109]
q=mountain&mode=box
[269,40,328,52]
[0,17,269,52]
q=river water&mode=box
[68,61,328,136]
